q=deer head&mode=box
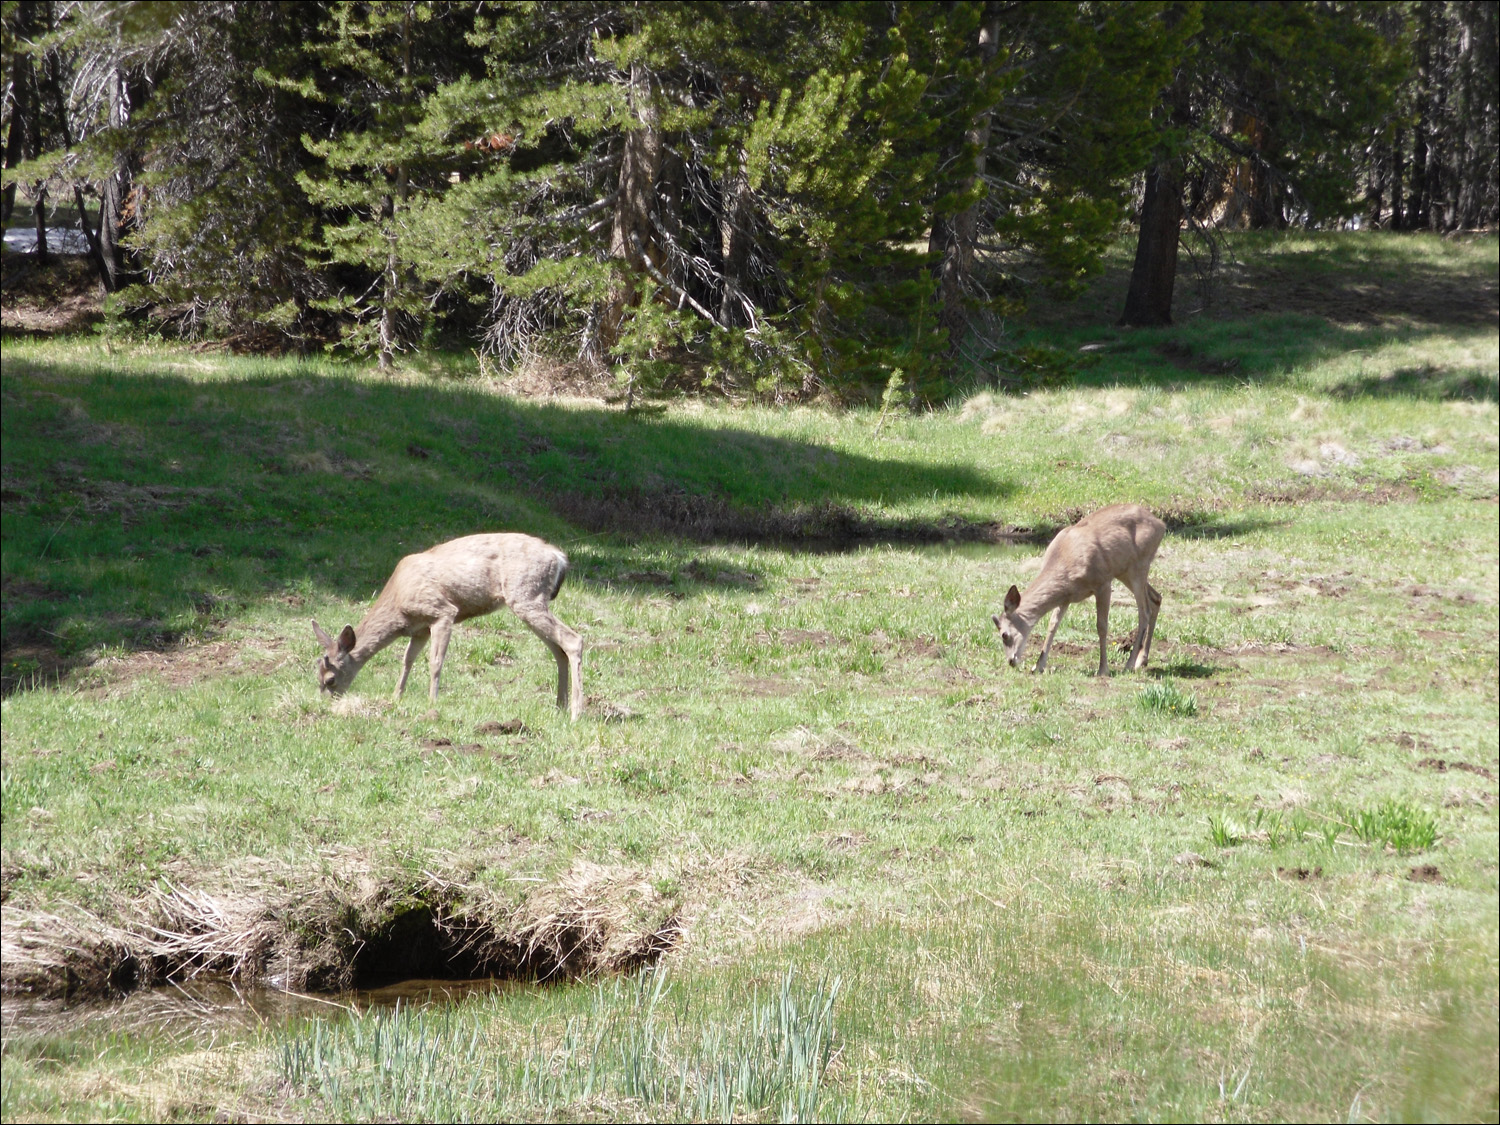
[311,620,359,695]
[991,585,1034,669]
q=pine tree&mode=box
[1120,1,1400,327]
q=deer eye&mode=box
[1001,633,1013,645]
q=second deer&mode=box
[312,532,583,719]
[992,503,1164,676]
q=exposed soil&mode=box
[552,487,1032,550]
[553,491,1300,552]
[1417,757,1496,781]
[1276,866,1324,881]
[476,718,526,736]
[1408,864,1445,884]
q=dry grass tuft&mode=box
[509,860,680,979]
[1,860,680,999]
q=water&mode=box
[1,976,516,1040]
[2,226,92,255]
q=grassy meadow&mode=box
[1,232,1497,1122]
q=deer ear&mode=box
[337,625,356,653]
[992,615,1003,632]
[1003,585,1021,614]
[312,619,333,650]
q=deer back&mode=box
[1033,504,1163,599]
[382,533,566,623]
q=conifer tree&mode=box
[1120,1,1399,327]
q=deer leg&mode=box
[515,604,584,721]
[395,630,429,700]
[1095,584,1113,676]
[1125,577,1156,671]
[1035,604,1067,674]
[427,616,456,702]
[1137,583,1163,670]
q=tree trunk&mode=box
[0,1,35,228]
[379,190,398,371]
[1364,135,1386,228]
[31,189,48,261]
[42,44,110,286]
[378,6,413,371]
[1118,158,1183,327]
[97,68,136,291]
[929,10,1000,353]
[718,151,752,328]
[602,60,662,350]
[1388,127,1405,229]
[1407,4,1433,228]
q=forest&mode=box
[3,0,1496,401]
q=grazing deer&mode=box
[312,533,583,719]
[992,504,1164,676]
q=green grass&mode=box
[2,231,1497,1122]
[1138,679,1198,716]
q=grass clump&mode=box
[1207,812,1242,848]
[277,967,845,1123]
[1138,679,1198,716]
[1345,799,1440,853]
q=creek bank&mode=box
[1,860,680,1001]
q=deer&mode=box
[312,533,583,720]
[992,503,1165,677]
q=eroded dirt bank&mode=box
[1,859,679,1000]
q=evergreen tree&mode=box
[1121,1,1400,327]
[1365,1,1498,231]
[293,1,485,368]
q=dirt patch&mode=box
[730,674,798,698]
[1156,339,1242,375]
[496,355,617,400]
[822,831,868,852]
[810,737,868,763]
[779,628,836,648]
[1408,864,1444,884]
[0,861,679,1000]
[1417,757,1496,781]
[55,638,285,699]
[1174,852,1216,868]
[476,718,526,736]
[1248,480,1424,506]
[551,487,1034,550]
[0,635,79,696]
[1276,866,1324,881]
[897,635,945,659]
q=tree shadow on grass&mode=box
[1159,510,1285,540]
[1328,364,1498,403]
[0,356,1012,691]
[1003,508,1283,548]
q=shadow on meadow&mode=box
[1052,313,1500,398]
[0,353,1011,690]
[1015,232,1498,395]
[1329,363,1499,403]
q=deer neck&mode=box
[1018,575,1074,627]
[349,600,410,665]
